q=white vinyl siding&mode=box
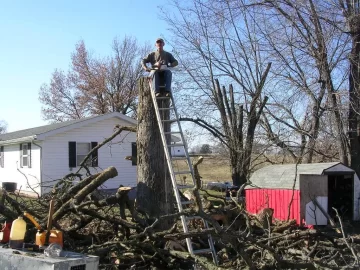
[41,117,137,194]
[0,146,4,168]
[0,143,41,194]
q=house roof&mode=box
[0,112,137,144]
[247,162,353,190]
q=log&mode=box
[52,166,118,222]
[73,166,118,205]
[256,208,273,230]
[3,142,360,270]
[272,219,297,233]
[116,187,133,220]
[59,173,100,202]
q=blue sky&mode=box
[0,0,172,132]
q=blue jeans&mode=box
[150,70,172,93]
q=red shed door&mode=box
[299,174,328,225]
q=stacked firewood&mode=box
[1,169,360,269]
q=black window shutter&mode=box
[69,142,77,168]
[131,142,137,166]
[19,144,23,168]
[91,142,98,167]
[0,146,3,168]
[28,142,32,168]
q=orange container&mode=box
[24,211,63,247]
[36,230,63,247]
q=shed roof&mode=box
[247,162,353,190]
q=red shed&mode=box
[245,162,360,225]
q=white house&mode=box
[0,112,138,196]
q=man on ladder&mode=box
[141,37,178,97]
[140,38,218,265]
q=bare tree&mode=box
[250,0,360,173]
[39,70,85,122]
[0,120,7,134]
[40,36,149,122]
[246,0,350,164]
[338,0,360,175]
[162,0,360,177]
[214,73,270,186]
[162,0,274,185]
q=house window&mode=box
[76,143,91,166]
[69,141,98,168]
[20,143,31,168]
[0,146,4,168]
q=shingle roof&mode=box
[0,115,100,142]
[248,162,343,190]
[0,112,138,142]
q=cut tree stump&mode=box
[136,77,174,229]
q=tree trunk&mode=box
[303,102,322,163]
[136,77,174,229]
[307,0,349,165]
[230,154,241,187]
[349,14,360,176]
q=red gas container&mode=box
[0,222,12,243]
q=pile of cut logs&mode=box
[1,166,360,270]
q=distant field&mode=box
[172,155,232,184]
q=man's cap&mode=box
[156,38,164,43]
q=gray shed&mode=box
[245,162,360,225]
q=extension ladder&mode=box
[149,85,218,265]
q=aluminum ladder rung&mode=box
[193,248,212,255]
[162,119,177,123]
[156,96,171,100]
[168,143,185,147]
[181,200,194,205]
[177,184,194,189]
[185,215,202,220]
[171,156,187,160]
[174,170,192,175]
[149,82,217,265]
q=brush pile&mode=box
[1,168,360,270]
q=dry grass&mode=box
[171,153,313,186]
[172,155,232,185]
[171,154,283,185]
